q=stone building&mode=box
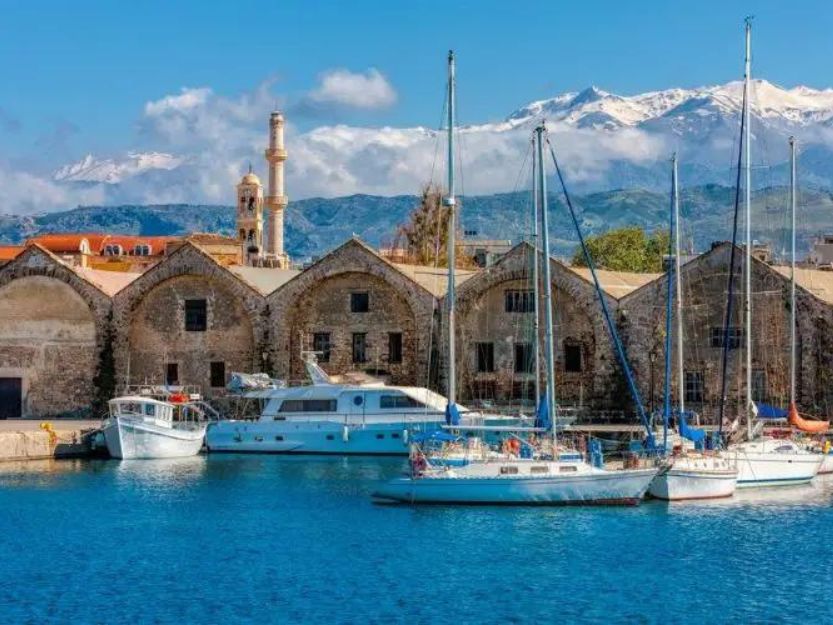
[0,245,115,418]
[112,242,268,394]
[618,243,833,422]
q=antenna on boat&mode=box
[443,50,459,423]
[743,16,754,439]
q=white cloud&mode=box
[144,87,212,117]
[306,68,397,110]
[0,163,106,215]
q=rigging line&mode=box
[718,76,748,437]
[545,135,654,444]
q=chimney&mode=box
[264,111,288,260]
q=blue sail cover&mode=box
[755,402,788,420]
[445,402,461,426]
[678,411,706,444]
[534,394,551,430]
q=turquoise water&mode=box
[1,456,832,625]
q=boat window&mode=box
[379,395,424,409]
[376,433,385,440]
[254,436,263,442]
[353,395,364,406]
[559,466,578,473]
[275,435,284,441]
[391,432,400,439]
[278,399,338,412]
[530,466,549,474]
[499,466,519,475]
[326,434,335,441]
[144,404,156,417]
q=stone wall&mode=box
[0,247,111,418]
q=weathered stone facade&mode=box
[451,243,621,410]
[619,243,833,422]
[267,239,436,385]
[113,242,266,395]
[0,246,111,418]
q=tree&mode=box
[393,184,475,268]
[572,226,669,273]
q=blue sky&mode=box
[2,0,832,156]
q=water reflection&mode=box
[113,455,208,491]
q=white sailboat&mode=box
[104,395,206,459]
[374,56,659,505]
[648,154,738,501]
[726,20,822,488]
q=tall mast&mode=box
[673,154,685,416]
[444,50,457,407]
[535,125,556,437]
[662,155,675,449]
[789,136,797,407]
[531,138,541,412]
[743,17,753,438]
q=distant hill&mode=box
[2,185,831,260]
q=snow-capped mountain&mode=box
[54,152,183,184]
[50,80,833,200]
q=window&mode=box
[514,342,534,374]
[165,363,179,386]
[350,292,369,313]
[279,399,338,412]
[239,229,246,241]
[559,466,578,473]
[684,371,704,403]
[710,326,743,349]
[388,332,403,364]
[752,369,767,403]
[103,244,123,257]
[185,299,207,332]
[500,466,519,475]
[504,290,535,313]
[134,244,151,256]
[352,333,367,363]
[313,332,331,363]
[530,466,550,474]
[210,361,226,388]
[475,342,495,373]
[564,342,582,372]
[380,395,424,409]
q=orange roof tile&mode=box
[25,233,179,256]
[0,245,24,261]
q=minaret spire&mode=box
[265,111,288,266]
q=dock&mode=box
[0,420,99,462]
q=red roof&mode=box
[26,233,179,256]
[0,245,24,261]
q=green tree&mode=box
[572,226,669,273]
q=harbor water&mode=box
[1,455,832,624]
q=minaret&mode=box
[264,111,288,265]
[236,165,264,265]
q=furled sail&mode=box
[788,403,830,434]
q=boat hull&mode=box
[373,467,659,505]
[732,440,822,488]
[817,453,833,475]
[648,465,737,501]
[104,418,206,460]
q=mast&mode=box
[444,50,457,408]
[662,155,675,449]
[673,154,685,416]
[743,17,753,439]
[535,125,557,438]
[531,138,541,412]
[789,136,797,407]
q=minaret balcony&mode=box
[266,195,288,207]
[265,148,288,161]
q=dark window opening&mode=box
[350,292,369,313]
[684,371,704,404]
[376,433,385,440]
[752,369,767,403]
[279,399,338,412]
[165,363,179,386]
[275,435,284,441]
[475,342,495,373]
[326,434,335,441]
[380,395,424,409]
[710,326,743,349]
[388,332,403,364]
[313,332,331,363]
[352,333,367,363]
[391,432,400,439]
[514,343,534,374]
[210,361,226,388]
[504,290,535,313]
[185,299,207,332]
[512,380,535,400]
[564,342,582,373]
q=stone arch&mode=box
[268,238,437,385]
[0,245,111,417]
[113,242,266,394]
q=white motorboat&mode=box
[104,396,206,459]
[649,452,737,501]
[732,437,822,488]
[373,454,658,505]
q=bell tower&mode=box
[236,165,264,265]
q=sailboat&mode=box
[372,55,659,505]
[725,19,822,488]
[647,154,737,500]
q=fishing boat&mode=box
[103,395,206,459]
[721,20,823,488]
[648,154,738,501]
[375,56,659,504]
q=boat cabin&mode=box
[108,396,175,426]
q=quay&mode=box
[0,420,99,462]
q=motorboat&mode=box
[103,395,206,459]
[732,437,822,488]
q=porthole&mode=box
[353,395,364,406]
[391,433,400,439]
[376,433,385,440]
[275,435,284,441]
[326,434,335,441]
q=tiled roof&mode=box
[26,233,178,255]
[392,263,478,297]
[0,245,24,261]
[569,267,663,299]
[771,266,833,305]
